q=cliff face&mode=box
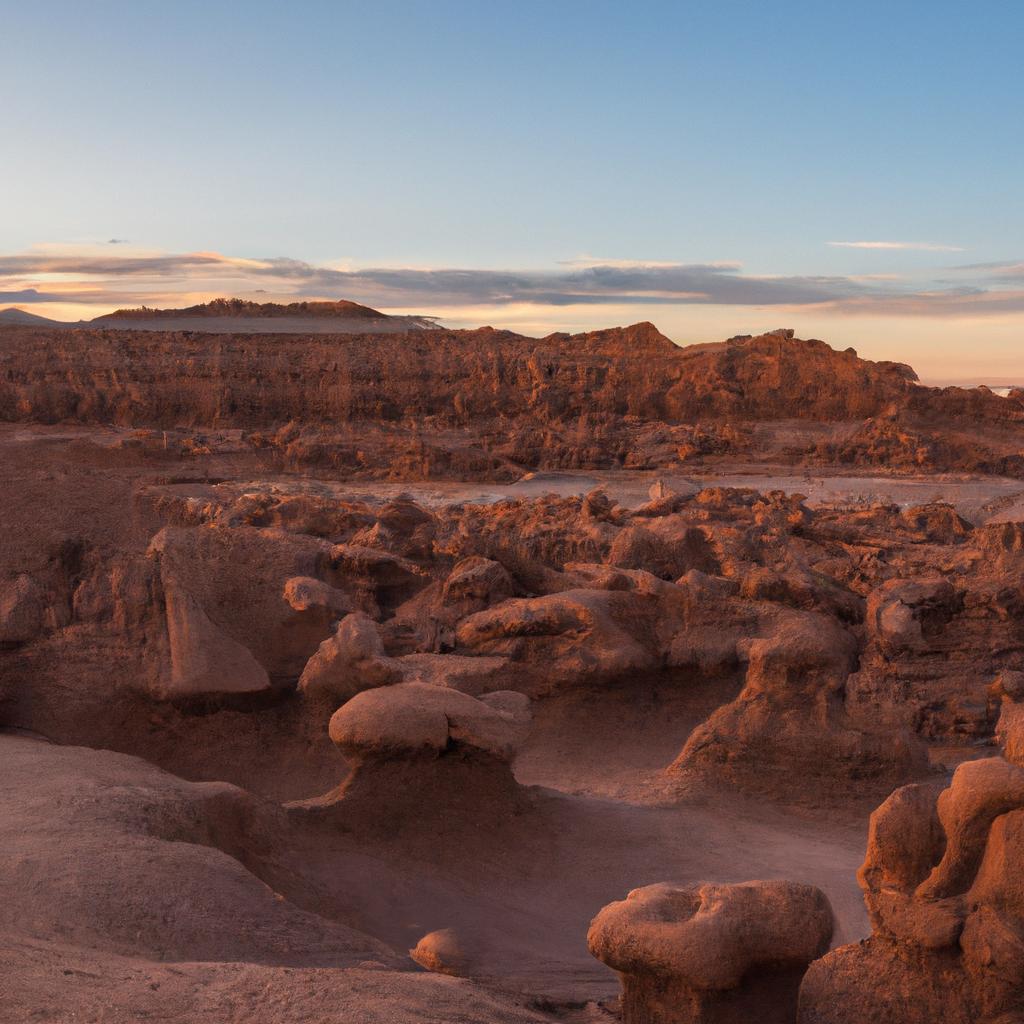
[0,323,972,430]
[663,331,919,421]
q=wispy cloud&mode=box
[0,252,230,277]
[815,289,1024,316]
[949,259,1024,281]
[827,240,965,252]
[557,255,723,270]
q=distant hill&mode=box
[93,298,391,322]
[0,298,440,335]
[0,308,70,327]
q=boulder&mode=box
[995,672,1024,768]
[607,524,717,581]
[441,556,516,616]
[349,498,437,561]
[298,612,403,703]
[396,652,511,695]
[148,525,334,692]
[454,588,660,696]
[323,543,430,615]
[160,580,271,699]
[410,927,469,977]
[282,576,351,618]
[865,578,962,657]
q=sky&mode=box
[2,0,1023,382]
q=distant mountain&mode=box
[92,298,392,322]
[0,298,440,335]
[0,308,71,327]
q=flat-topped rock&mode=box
[328,683,530,762]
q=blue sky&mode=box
[3,0,1023,379]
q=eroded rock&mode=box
[298,612,403,703]
[800,756,1024,1024]
[589,879,833,1024]
[673,611,926,793]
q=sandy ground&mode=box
[0,722,871,1016]
[342,466,1024,520]
[4,424,1023,523]
[132,466,1024,526]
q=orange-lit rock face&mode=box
[800,757,1024,1024]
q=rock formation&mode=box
[588,879,833,1023]
[798,678,1024,1023]
[672,611,928,794]
[298,611,403,704]
[292,683,534,838]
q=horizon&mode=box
[3,1,1023,379]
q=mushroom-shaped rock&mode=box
[329,682,530,762]
[588,880,833,1024]
[302,684,533,838]
[298,611,404,703]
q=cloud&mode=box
[0,288,71,303]
[817,288,1024,317]
[2,246,1023,321]
[0,252,229,277]
[827,240,965,252]
[248,259,874,308]
[949,259,1024,281]
[557,255,714,269]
